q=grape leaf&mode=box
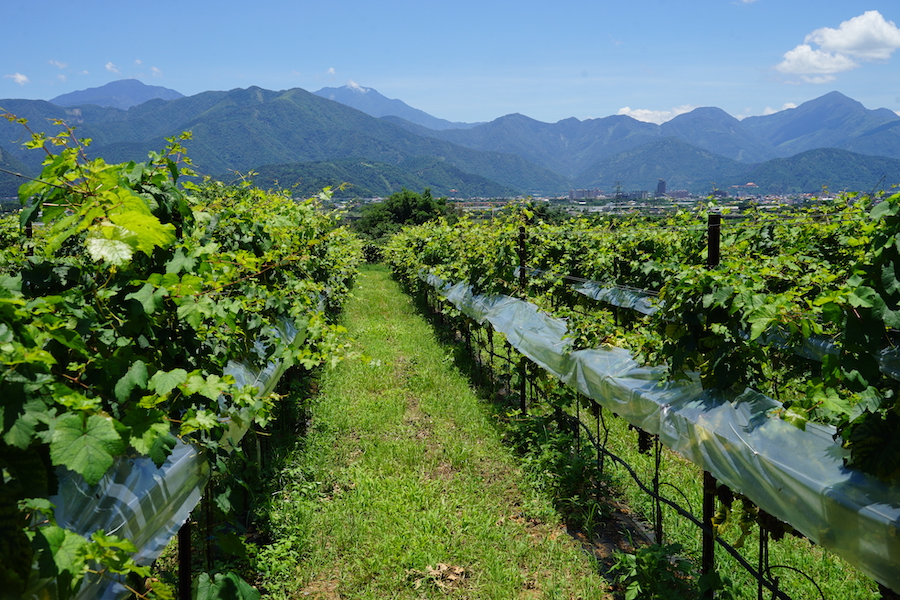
[35,524,88,580]
[125,282,168,315]
[149,368,188,396]
[122,409,176,467]
[109,211,176,253]
[86,237,133,266]
[193,572,261,600]
[115,360,148,402]
[50,413,125,485]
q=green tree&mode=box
[355,188,449,241]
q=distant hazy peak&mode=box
[346,80,371,94]
[49,79,184,110]
[313,83,481,131]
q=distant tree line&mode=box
[353,188,453,261]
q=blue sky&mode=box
[3,0,900,124]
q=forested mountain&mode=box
[245,157,518,198]
[2,84,899,198]
[0,147,31,199]
[721,148,900,195]
[0,87,568,195]
[407,91,900,177]
[568,138,900,196]
[572,137,752,193]
[741,92,900,158]
[658,107,774,163]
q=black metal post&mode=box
[518,224,527,296]
[702,212,721,598]
[178,521,191,599]
[707,212,721,268]
[519,356,527,413]
[702,471,717,597]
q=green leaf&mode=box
[50,413,125,485]
[149,368,188,396]
[782,407,808,431]
[19,197,42,229]
[165,247,196,274]
[109,210,176,254]
[184,374,229,401]
[746,303,777,341]
[181,409,219,434]
[193,572,261,600]
[848,285,878,309]
[819,387,852,417]
[114,360,149,402]
[122,409,176,467]
[36,524,88,580]
[177,296,215,328]
[85,236,133,266]
[125,282,168,314]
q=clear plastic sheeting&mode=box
[31,316,303,600]
[513,266,660,315]
[426,274,900,593]
[572,281,658,315]
[33,443,210,600]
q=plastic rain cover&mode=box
[29,318,301,600]
[426,274,900,592]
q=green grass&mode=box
[256,264,609,599]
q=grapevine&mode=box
[385,193,900,483]
[0,114,361,598]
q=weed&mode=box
[608,542,736,600]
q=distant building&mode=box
[569,188,604,200]
[656,179,666,196]
[669,189,690,198]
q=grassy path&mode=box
[260,264,608,599]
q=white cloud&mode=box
[49,60,67,69]
[347,79,369,93]
[617,104,697,124]
[151,66,162,77]
[135,59,142,66]
[806,11,900,61]
[327,67,336,76]
[762,102,797,115]
[106,62,120,73]
[776,11,900,83]
[58,74,67,82]
[775,44,857,76]
[4,73,29,85]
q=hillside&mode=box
[741,91,900,159]
[721,148,900,195]
[572,137,752,193]
[408,113,662,179]
[659,107,774,163]
[0,146,31,199]
[243,156,519,198]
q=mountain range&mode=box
[1,79,899,199]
